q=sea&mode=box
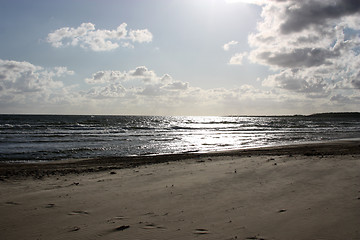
[0,114,360,162]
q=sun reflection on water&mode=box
[2,114,359,161]
[164,116,268,153]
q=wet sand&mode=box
[1,140,360,239]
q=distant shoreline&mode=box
[227,112,360,118]
[1,139,359,179]
[1,111,360,117]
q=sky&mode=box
[0,0,360,116]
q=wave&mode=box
[1,114,359,162]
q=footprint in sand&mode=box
[114,225,130,231]
[5,201,20,205]
[193,229,210,234]
[68,226,81,232]
[141,223,166,230]
[112,216,128,220]
[143,212,158,217]
[107,216,129,224]
[68,210,89,215]
[45,203,55,208]
[246,236,267,240]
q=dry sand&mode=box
[1,140,360,240]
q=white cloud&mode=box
[1,60,359,115]
[47,22,153,51]
[85,71,126,84]
[249,1,360,67]
[0,59,72,94]
[128,29,153,43]
[164,81,189,90]
[0,59,75,110]
[229,52,248,65]
[83,66,188,100]
[81,66,333,115]
[130,66,156,78]
[223,40,239,51]
[227,0,360,107]
[52,67,75,77]
[87,83,126,99]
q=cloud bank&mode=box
[47,22,153,51]
[84,66,189,99]
[228,0,360,104]
[1,59,298,115]
[0,59,75,106]
[1,58,359,115]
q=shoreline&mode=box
[1,139,360,179]
[1,139,359,239]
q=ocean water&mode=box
[0,114,359,162]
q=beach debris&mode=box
[234,169,237,173]
[115,225,130,231]
[110,171,117,175]
[45,203,55,208]
[68,226,80,232]
[194,229,210,234]
[278,209,287,213]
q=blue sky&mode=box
[1,0,360,115]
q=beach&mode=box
[1,140,360,240]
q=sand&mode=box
[0,140,360,240]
